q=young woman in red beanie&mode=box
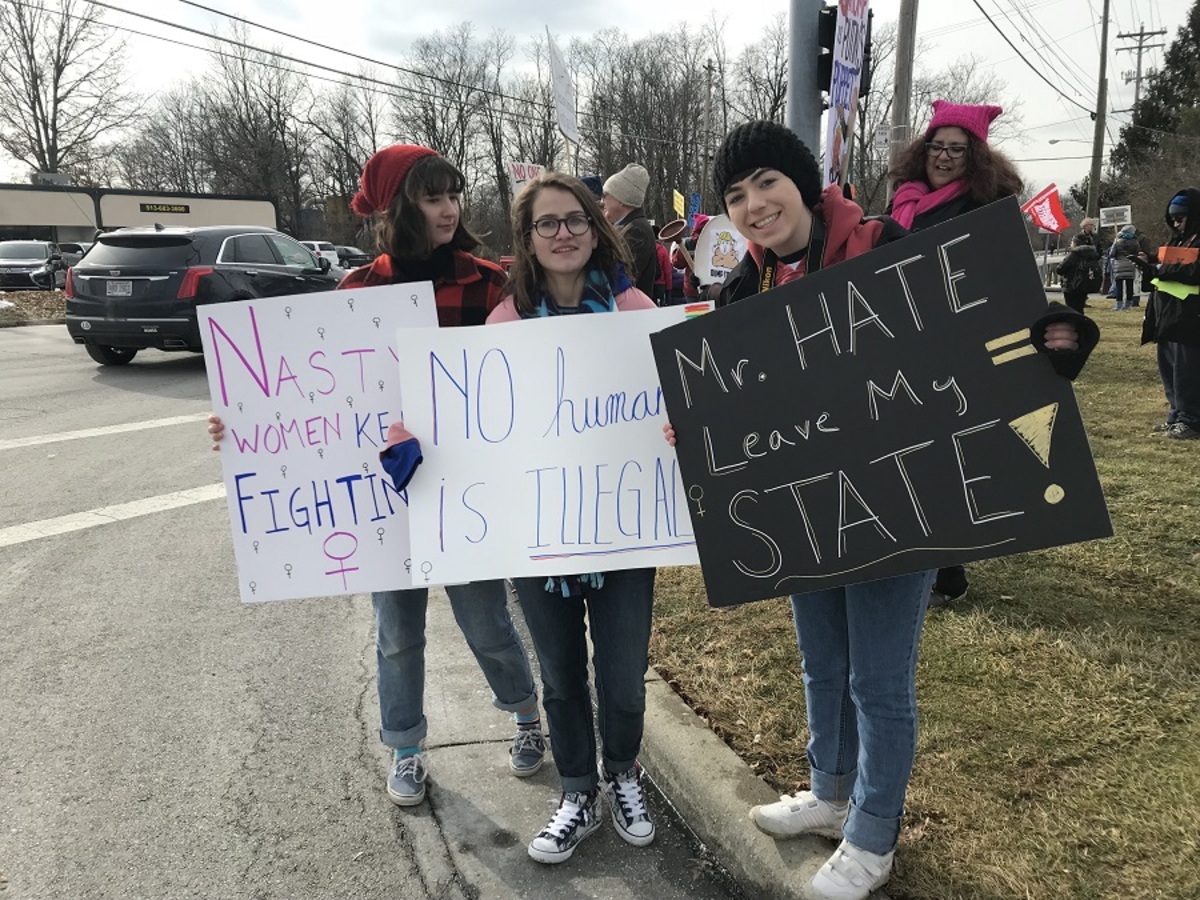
[208,145,542,808]
[486,171,660,865]
[887,100,1026,607]
[665,119,1095,900]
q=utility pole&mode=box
[1087,0,1111,219]
[1116,24,1166,110]
[786,0,825,152]
[888,0,919,187]
[701,59,713,212]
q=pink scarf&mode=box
[889,179,968,229]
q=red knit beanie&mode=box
[926,100,1003,144]
[350,144,438,217]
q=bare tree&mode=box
[728,15,789,124]
[112,86,213,193]
[0,0,138,178]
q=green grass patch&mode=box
[650,308,1200,900]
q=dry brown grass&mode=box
[0,288,66,325]
[650,307,1200,900]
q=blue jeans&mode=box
[372,580,537,749]
[789,569,934,855]
[512,568,656,793]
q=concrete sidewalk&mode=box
[412,585,856,900]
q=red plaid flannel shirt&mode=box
[338,250,507,327]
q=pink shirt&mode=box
[486,286,657,323]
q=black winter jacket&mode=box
[1142,187,1200,347]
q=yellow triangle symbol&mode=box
[1009,403,1058,468]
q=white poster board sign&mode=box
[1099,205,1132,228]
[694,214,748,287]
[199,284,438,602]
[823,0,871,187]
[395,306,703,585]
[508,161,545,197]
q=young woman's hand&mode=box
[207,414,225,451]
[662,422,677,446]
[1043,322,1080,351]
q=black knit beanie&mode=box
[713,120,822,211]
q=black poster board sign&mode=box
[650,198,1112,608]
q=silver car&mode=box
[0,240,66,290]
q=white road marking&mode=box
[0,414,208,452]
[0,483,227,548]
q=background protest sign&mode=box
[200,284,437,602]
[651,198,1112,608]
[395,306,704,586]
[694,214,748,287]
[823,0,871,187]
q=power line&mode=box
[969,0,1096,115]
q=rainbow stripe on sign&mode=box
[684,302,711,318]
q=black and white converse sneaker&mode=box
[602,763,656,847]
[527,790,602,864]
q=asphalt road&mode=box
[0,328,745,900]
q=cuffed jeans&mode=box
[1157,340,1200,429]
[372,580,537,749]
[789,569,934,856]
[512,568,656,793]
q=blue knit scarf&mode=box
[531,266,628,595]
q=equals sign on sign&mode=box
[985,328,1036,366]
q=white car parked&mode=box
[299,240,341,267]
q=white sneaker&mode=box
[527,791,602,864]
[749,790,848,839]
[804,840,894,900]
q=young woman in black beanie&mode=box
[666,119,1096,900]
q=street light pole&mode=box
[1087,0,1111,218]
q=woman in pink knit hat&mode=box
[887,100,1025,608]
[887,99,1023,232]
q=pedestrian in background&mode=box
[601,163,658,298]
[1142,187,1200,440]
[665,118,1097,900]
[887,99,1024,609]
[207,144,544,809]
[1109,224,1142,310]
[1057,234,1103,314]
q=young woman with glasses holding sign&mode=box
[487,171,660,865]
[886,100,1025,608]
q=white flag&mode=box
[546,27,580,145]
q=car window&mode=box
[318,242,336,252]
[0,242,51,259]
[270,235,318,267]
[79,238,198,267]
[225,234,280,265]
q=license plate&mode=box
[106,280,133,297]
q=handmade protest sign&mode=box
[650,198,1112,607]
[396,306,705,585]
[200,283,437,602]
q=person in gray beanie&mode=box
[601,163,658,298]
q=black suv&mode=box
[0,240,67,290]
[66,225,341,366]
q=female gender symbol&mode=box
[248,581,257,595]
[237,402,243,412]
[308,391,315,404]
[420,561,433,583]
[378,380,385,392]
[284,307,292,319]
[284,563,293,579]
[347,297,355,311]
[346,396,354,409]
[688,485,707,518]
[280,465,288,478]
[362,462,370,474]
[377,527,385,545]
[317,448,324,459]
[372,317,381,329]
[252,540,260,553]
[317,327,325,340]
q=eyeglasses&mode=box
[925,142,969,159]
[531,214,592,239]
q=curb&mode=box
[641,666,830,900]
[0,317,66,328]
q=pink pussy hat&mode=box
[926,100,1003,144]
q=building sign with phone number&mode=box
[139,202,191,214]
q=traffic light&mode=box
[816,5,875,98]
[816,4,837,92]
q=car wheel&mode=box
[84,343,138,366]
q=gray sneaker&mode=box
[387,752,427,807]
[509,727,546,777]
[528,790,602,864]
